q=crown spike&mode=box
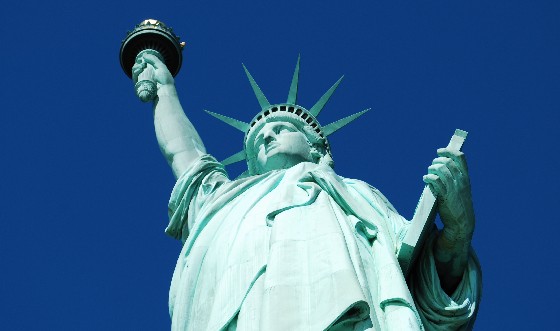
[204,110,249,132]
[222,150,247,166]
[286,55,301,104]
[309,76,344,117]
[243,64,271,110]
[323,108,371,136]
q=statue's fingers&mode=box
[132,62,147,81]
[432,156,447,164]
[437,148,468,173]
[428,164,453,197]
[142,54,163,69]
[423,174,447,198]
[132,61,146,69]
[433,156,461,180]
[132,69,141,82]
[445,158,463,181]
[428,164,453,191]
[437,147,462,157]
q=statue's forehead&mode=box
[245,113,308,152]
[260,119,299,129]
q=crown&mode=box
[205,56,370,175]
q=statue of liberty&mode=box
[125,20,481,331]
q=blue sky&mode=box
[1,1,558,329]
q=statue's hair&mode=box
[302,126,334,168]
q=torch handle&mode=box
[134,50,162,102]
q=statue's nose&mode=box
[264,134,275,145]
[263,129,276,144]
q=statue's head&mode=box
[205,56,369,176]
[244,104,334,174]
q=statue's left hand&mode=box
[423,148,475,244]
[132,53,174,87]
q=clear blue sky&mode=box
[2,1,558,329]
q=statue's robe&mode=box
[166,155,481,331]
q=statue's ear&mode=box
[309,147,319,162]
[310,145,327,164]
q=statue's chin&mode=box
[259,153,311,173]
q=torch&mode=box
[119,19,185,102]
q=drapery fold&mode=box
[166,155,481,330]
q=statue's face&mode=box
[254,120,313,173]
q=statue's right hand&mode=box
[132,53,174,86]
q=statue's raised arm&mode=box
[132,54,206,178]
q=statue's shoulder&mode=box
[341,177,398,214]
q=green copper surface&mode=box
[221,150,247,166]
[204,110,249,132]
[309,75,344,117]
[204,59,366,171]
[323,108,370,136]
[286,55,301,104]
[243,64,271,110]
[127,48,482,330]
[398,129,469,277]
